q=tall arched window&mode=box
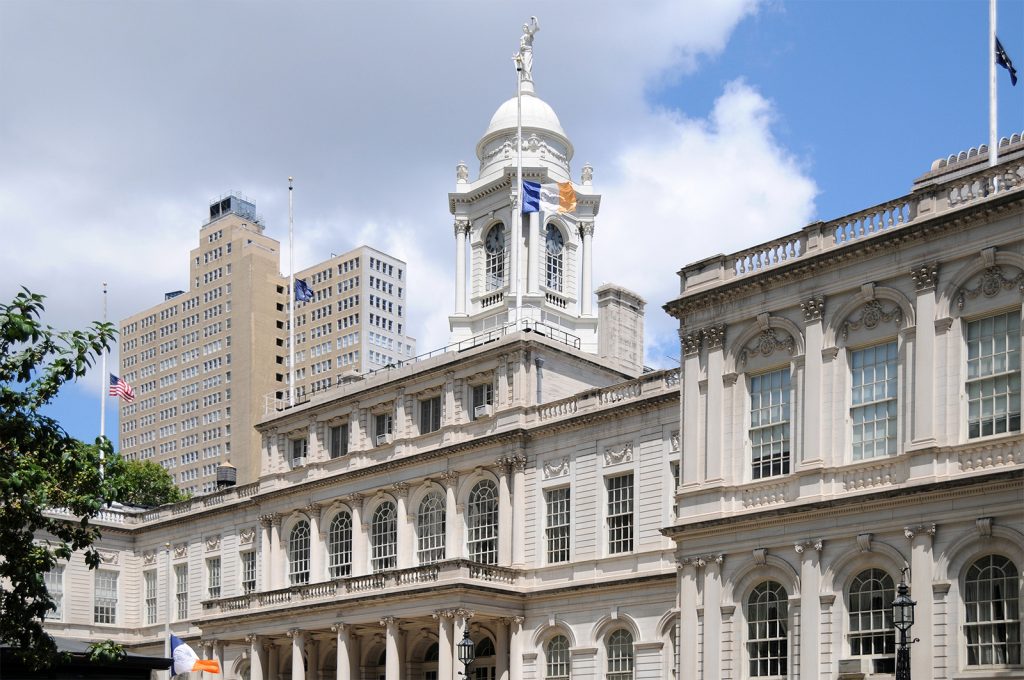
[371,502,397,572]
[848,569,895,670]
[467,480,498,564]
[546,635,570,680]
[485,223,506,290]
[606,629,633,680]
[328,512,352,578]
[417,492,446,564]
[545,224,564,292]
[288,520,310,585]
[747,581,788,677]
[965,554,1021,665]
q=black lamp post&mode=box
[457,629,475,677]
[891,569,916,680]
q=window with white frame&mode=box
[374,412,393,445]
[44,565,64,621]
[606,474,633,554]
[417,492,446,564]
[545,487,570,563]
[329,423,349,458]
[546,635,570,680]
[750,368,791,479]
[964,554,1021,665]
[174,564,188,620]
[288,521,311,584]
[329,512,353,578]
[419,395,442,434]
[471,382,493,420]
[371,502,397,572]
[94,570,119,624]
[467,480,498,564]
[290,437,308,466]
[747,580,788,677]
[966,311,1021,439]
[606,629,634,680]
[851,342,898,460]
[144,570,157,624]
[206,557,221,598]
[484,223,506,291]
[241,552,257,594]
[848,569,895,672]
[544,224,564,292]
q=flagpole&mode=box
[514,56,524,322]
[288,177,296,407]
[99,282,107,476]
[990,0,998,168]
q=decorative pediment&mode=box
[841,299,902,340]
[957,265,1024,310]
[739,330,796,366]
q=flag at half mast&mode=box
[522,180,576,214]
[108,374,135,403]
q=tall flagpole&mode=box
[288,177,296,407]
[990,0,998,168]
[514,61,524,322]
[99,282,108,476]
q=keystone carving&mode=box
[739,329,795,366]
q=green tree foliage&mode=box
[113,459,190,507]
[0,289,118,668]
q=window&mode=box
[329,424,349,458]
[44,565,64,621]
[207,557,221,598]
[750,369,791,479]
[606,474,633,554]
[467,480,498,564]
[607,630,634,680]
[289,521,311,584]
[290,437,308,467]
[472,383,493,420]
[484,223,506,290]
[964,554,1021,665]
[371,502,397,572]
[241,552,257,594]
[420,395,442,434]
[545,487,570,563]
[848,569,895,672]
[747,581,788,677]
[546,635,570,680]
[94,570,119,624]
[374,412,393,445]
[966,312,1021,438]
[417,492,446,564]
[544,224,564,292]
[328,512,353,578]
[174,564,188,620]
[144,570,157,624]
[851,342,898,460]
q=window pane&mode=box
[468,481,498,564]
[372,503,397,571]
[965,555,1021,665]
[545,488,571,564]
[966,312,1022,439]
[329,513,353,578]
[747,581,788,677]
[750,369,791,479]
[289,521,311,584]
[607,474,633,554]
[417,492,446,564]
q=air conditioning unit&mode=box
[837,658,869,679]
[375,434,390,447]
[474,404,492,419]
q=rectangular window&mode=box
[44,565,64,621]
[175,564,188,620]
[374,412,393,445]
[419,396,442,434]
[545,487,571,563]
[144,570,157,624]
[329,424,349,458]
[472,383,493,420]
[241,552,257,594]
[966,311,1021,438]
[207,557,221,599]
[93,570,118,624]
[750,368,791,479]
[851,341,898,460]
[290,437,308,466]
[606,474,634,554]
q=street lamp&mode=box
[891,569,916,680]
[457,629,475,677]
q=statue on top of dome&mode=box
[514,16,540,84]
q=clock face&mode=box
[545,225,564,254]
[485,224,505,254]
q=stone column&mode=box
[796,540,823,676]
[442,472,460,560]
[511,454,526,567]
[381,617,400,680]
[508,616,524,680]
[906,524,936,675]
[331,624,351,680]
[433,610,455,680]
[800,296,825,465]
[267,641,280,680]
[495,618,510,680]
[454,220,468,315]
[680,330,702,484]
[703,325,726,482]
[497,458,513,566]
[288,629,306,680]
[703,556,723,678]
[910,264,939,447]
[527,211,540,295]
[394,483,412,569]
[678,561,699,680]
[247,634,266,680]
[347,495,366,576]
[269,514,283,589]
[259,515,274,591]
[349,404,362,450]
[579,222,594,316]
[306,637,320,680]
[308,504,324,582]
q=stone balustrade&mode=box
[535,368,678,424]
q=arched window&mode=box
[485,223,506,290]
[965,555,1021,665]
[747,581,788,677]
[424,643,439,662]
[417,492,446,564]
[371,502,397,572]
[606,629,633,680]
[546,635,570,680]
[328,512,352,578]
[467,480,498,564]
[288,520,310,585]
[545,224,564,292]
[848,569,895,669]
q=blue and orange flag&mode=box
[170,635,220,676]
[523,180,576,214]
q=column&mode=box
[308,504,324,582]
[527,211,540,295]
[680,330,702,484]
[433,610,454,680]
[454,220,468,315]
[213,640,224,678]
[247,634,266,680]
[349,404,362,450]
[495,619,510,680]
[508,616,524,680]
[906,524,936,675]
[800,296,825,465]
[910,264,939,447]
[511,454,526,567]
[332,624,351,680]
[497,458,513,566]
[442,472,460,559]
[267,641,280,680]
[381,617,400,680]
[201,641,214,680]
[348,495,367,576]
[678,561,698,680]
[270,514,283,589]
[306,638,319,680]
[703,557,723,678]
[703,325,726,482]
[260,515,274,591]
[288,629,306,680]
[796,540,823,676]
[394,483,412,569]
[579,222,594,315]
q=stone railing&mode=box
[535,368,678,425]
[133,481,262,524]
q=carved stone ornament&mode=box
[455,161,469,184]
[578,221,595,238]
[670,430,680,452]
[752,548,768,565]
[98,550,119,565]
[903,523,937,540]
[910,263,939,292]
[681,330,702,356]
[976,517,994,537]
[581,163,593,185]
[800,295,825,322]
[205,535,221,552]
[842,299,902,339]
[173,543,188,559]
[794,539,824,554]
[239,527,256,545]
[143,550,157,565]
[739,329,796,366]
[957,265,1024,310]
[856,533,873,552]
[603,442,633,466]
[543,456,570,479]
[702,324,726,351]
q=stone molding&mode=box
[841,299,902,339]
[957,264,1024,309]
[739,329,796,366]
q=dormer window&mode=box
[485,223,506,291]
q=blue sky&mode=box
[1,0,1021,448]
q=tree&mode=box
[0,289,118,668]
[113,459,190,507]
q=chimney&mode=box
[596,284,646,377]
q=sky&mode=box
[2,0,1022,447]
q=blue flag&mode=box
[294,278,313,303]
[997,36,1018,86]
[522,180,542,214]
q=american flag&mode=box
[109,374,135,403]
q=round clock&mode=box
[545,225,564,254]
[485,224,505,254]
